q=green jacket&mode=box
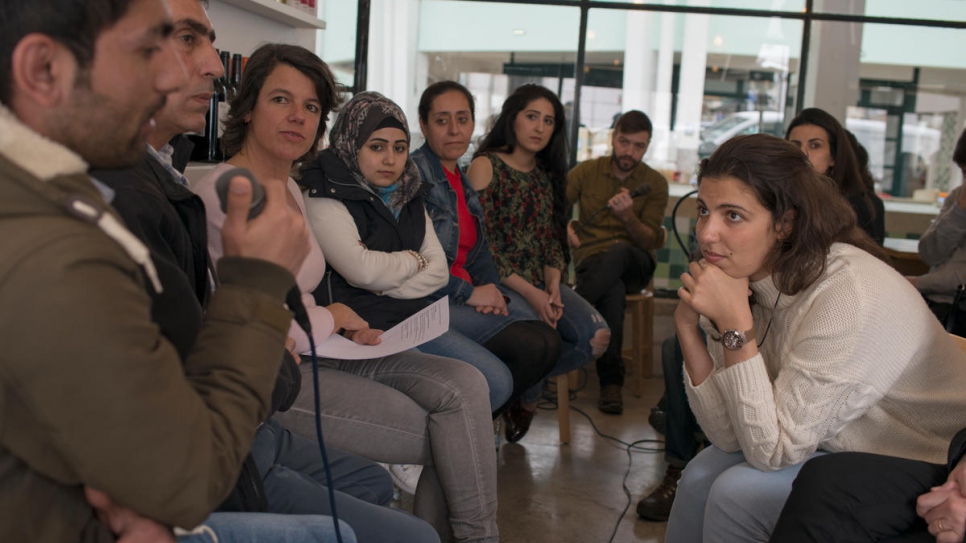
[0,106,295,542]
[566,156,669,266]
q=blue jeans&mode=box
[418,331,512,411]
[447,288,532,344]
[518,283,609,404]
[177,512,355,543]
[665,446,825,543]
[251,418,438,543]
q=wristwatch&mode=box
[720,328,755,350]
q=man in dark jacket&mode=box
[90,1,437,542]
[0,0,314,541]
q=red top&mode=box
[446,166,477,283]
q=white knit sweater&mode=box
[686,243,966,471]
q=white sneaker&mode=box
[387,463,422,496]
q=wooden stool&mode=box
[623,290,655,397]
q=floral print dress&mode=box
[477,153,566,285]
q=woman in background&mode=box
[413,80,560,442]
[467,84,610,432]
[786,107,885,244]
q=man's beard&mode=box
[612,154,637,173]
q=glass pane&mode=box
[580,9,802,180]
[815,20,966,198]
[318,0,357,90]
[397,0,581,158]
[589,0,807,12]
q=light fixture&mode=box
[512,29,525,36]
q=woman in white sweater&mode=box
[664,134,966,543]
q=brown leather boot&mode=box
[598,384,623,414]
[636,465,682,522]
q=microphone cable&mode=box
[218,167,345,542]
[671,189,699,262]
[287,288,345,543]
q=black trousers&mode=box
[661,335,704,467]
[574,242,655,388]
[485,320,561,416]
[769,452,947,543]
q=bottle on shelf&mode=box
[230,53,243,95]
[188,49,230,163]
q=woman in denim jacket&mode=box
[414,81,559,442]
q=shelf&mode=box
[219,0,326,29]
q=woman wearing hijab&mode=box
[299,91,502,543]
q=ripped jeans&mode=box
[517,283,610,404]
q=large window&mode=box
[366,0,581,155]
[577,8,802,181]
[318,0,358,89]
[810,20,966,196]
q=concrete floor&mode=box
[393,297,679,542]
[493,370,669,543]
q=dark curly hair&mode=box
[221,43,344,165]
[699,134,887,295]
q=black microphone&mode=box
[572,183,652,236]
[214,167,266,219]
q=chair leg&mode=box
[557,373,571,444]
[636,297,656,396]
[632,299,644,398]
[642,298,654,381]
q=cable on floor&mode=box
[536,370,667,542]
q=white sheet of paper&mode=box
[311,296,449,360]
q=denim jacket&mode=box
[413,143,501,305]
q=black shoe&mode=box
[598,384,623,415]
[636,465,682,522]
[648,405,667,436]
[502,400,536,443]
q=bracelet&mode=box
[407,250,428,271]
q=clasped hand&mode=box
[467,284,509,316]
[524,282,563,328]
[677,259,752,330]
[917,458,966,542]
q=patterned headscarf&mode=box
[328,91,422,216]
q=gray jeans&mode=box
[276,349,498,543]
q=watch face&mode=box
[722,330,744,350]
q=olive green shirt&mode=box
[566,156,669,266]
